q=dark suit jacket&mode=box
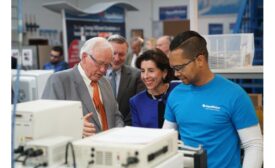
[42,66,124,133]
[125,53,134,66]
[116,65,145,125]
[125,50,144,66]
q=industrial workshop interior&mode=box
[7,0,268,167]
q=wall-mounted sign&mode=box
[159,6,187,21]
[229,23,235,33]
[22,49,33,66]
[12,49,19,59]
[65,6,125,67]
[209,24,223,35]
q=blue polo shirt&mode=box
[165,75,258,168]
[43,61,69,72]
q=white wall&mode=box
[12,0,78,46]
[198,14,237,35]
[21,0,78,31]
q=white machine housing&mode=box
[155,152,184,168]
[24,136,73,167]
[72,127,178,168]
[15,100,83,148]
[12,70,53,102]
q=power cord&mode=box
[33,162,47,168]
[14,146,24,154]
[65,142,77,168]
[30,149,43,157]
[22,148,35,165]
[14,148,44,166]
[14,146,25,162]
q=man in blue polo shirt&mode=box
[43,46,69,72]
[163,31,263,168]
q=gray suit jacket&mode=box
[42,66,124,133]
[116,65,145,125]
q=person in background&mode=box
[125,37,144,68]
[42,37,124,137]
[156,35,179,80]
[145,37,157,50]
[12,56,17,69]
[106,34,145,125]
[156,35,172,56]
[163,30,263,168]
[130,48,179,128]
[43,46,69,72]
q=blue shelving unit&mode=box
[232,0,263,94]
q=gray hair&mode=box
[79,37,114,60]
[131,36,144,47]
[108,34,129,49]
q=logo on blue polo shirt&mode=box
[202,104,221,111]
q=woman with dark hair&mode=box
[129,48,180,128]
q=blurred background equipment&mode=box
[11,70,53,103]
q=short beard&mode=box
[50,60,59,65]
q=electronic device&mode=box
[12,69,53,102]
[72,126,178,168]
[155,152,184,168]
[22,136,74,167]
[15,100,83,148]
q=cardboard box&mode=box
[249,94,263,133]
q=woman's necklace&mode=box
[150,83,169,100]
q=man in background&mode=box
[42,37,124,137]
[126,37,144,68]
[43,46,69,72]
[156,35,172,56]
[107,34,145,125]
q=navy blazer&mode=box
[130,81,180,128]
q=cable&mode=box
[14,145,24,162]
[33,162,47,168]
[14,154,23,162]
[65,142,77,168]
[14,145,24,154]
[22,148,34,165]
[12,0,23,167]
[30,149,43,157]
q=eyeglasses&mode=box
[171,57,196,72]
[50,54,60,59]
[87,53,111,69]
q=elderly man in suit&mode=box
[42,37,124,137]
[106,34,145,125]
